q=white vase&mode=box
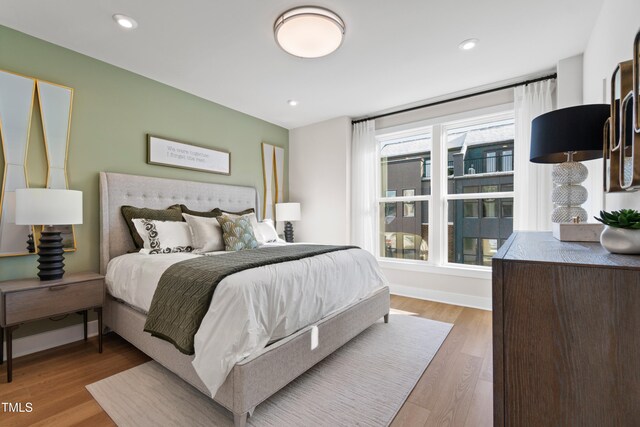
[600,226,640,254]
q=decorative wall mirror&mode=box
[37,80,76,251]
[605,28,640,192]
[0,70,36,256]
[0,70,76,257]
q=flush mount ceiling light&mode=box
[288,99,299,107]
[458,38,478,51]
[274,7,345,58]
[113,14,138,29]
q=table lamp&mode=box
[275,202,301,243]
[15,189,83,281]
[530,104,610,223]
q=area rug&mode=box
[86,314,452,427]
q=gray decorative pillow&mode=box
[179,205,218,219]
[216,215,259,251]
[213,207,255,217]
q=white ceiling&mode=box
[0,0,604,129]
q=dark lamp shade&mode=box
[530,104,610,163]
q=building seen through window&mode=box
[379,115,514,266]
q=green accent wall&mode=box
[0,25,288,339]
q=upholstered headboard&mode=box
[99,172,260,274]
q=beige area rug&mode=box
[87,314,452,427]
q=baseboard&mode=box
[2,320,99,362]
[388,283,492,311]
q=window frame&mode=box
[375,104,514,274]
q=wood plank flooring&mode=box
[0,295,492,426]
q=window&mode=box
[502,150,513,171]
[501,199,513,218]
[423,159,431,179]
[482,239,498,266]
[464,200,479,218]
[377,111,514,269]
[485,152,497,173]
[482,199,497,217]
[403,189,415,217]
[379,129,431,261]
[463,186,479,193]
[463,238,478,265]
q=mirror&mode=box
[635,30,639,134]
[620,94,636,189]
[0,70,36,256]
[37,80,76,251]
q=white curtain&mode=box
[350,120,377,253]
[513,80,555,231]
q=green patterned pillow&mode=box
[216,215,259,251]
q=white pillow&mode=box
[254,219,279,244]
[182,213,225,253]
[132,219,193,254]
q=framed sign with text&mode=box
[147,135,230,175]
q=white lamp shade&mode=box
[15,189,83,225]
[276,202,301,222]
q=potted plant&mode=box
[594,209,640,254]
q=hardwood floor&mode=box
[0,295,492,427]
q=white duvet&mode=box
[105,245,388,396]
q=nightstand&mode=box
[0,272,104,383]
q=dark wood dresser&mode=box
[493,232,640,426]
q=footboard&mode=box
[231,286,390,416]
[104,286,390,426]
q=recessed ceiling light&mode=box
[274,7,345,58]
[113,14,138,30]
[288,100,299,107]
[459,38,478,51]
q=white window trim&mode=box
[376,103,515,273]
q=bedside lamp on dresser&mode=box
[1,188,104,383]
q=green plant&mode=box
[594,209,640,229]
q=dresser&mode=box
[0,272,104,382]
[493,232,640,426]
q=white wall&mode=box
[557,54,583,108]
[289,117,351,244]
[583,0,640,211]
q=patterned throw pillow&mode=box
[132,219,194,254]
[216,215,259,251]
[121,204,183,249]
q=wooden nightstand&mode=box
[0,272,104,383]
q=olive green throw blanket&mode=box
[143,245,357,354]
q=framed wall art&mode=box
[147,135,230,175]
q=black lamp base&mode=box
[26,233,35,253]
[284,221,295,243]
[37,230,65,281]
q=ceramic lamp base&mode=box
[552,160,589,223]
[284,221,294,243]
[37,230,65,281]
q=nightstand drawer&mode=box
[4,279,103,325]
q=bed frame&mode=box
[99,172,390,427]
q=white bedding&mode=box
[105,245,388,395]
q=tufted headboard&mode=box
[99,172,260,274]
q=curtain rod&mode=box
[351,73,557,125]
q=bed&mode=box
[99,172,390,427]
